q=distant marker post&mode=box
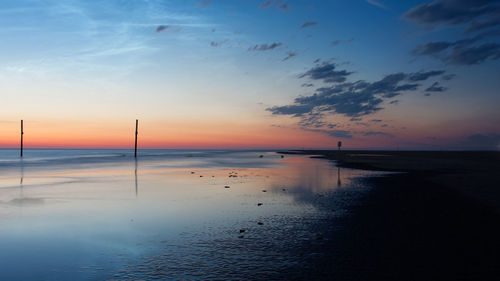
[337,141,342,151]
[20,120,24,157]
[134,119,138,158]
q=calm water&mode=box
[0,149,386,280]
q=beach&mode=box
[280,150,500,280]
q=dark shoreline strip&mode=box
[279,150,500,281]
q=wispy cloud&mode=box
[405,0,500,65]
[361,131,393,137]
[248,42,283,51]
[282,51,297,61]
[0,0,212,79]
[197,0,211,8]
[366,0,388,9]
[156,25,168,32]
[277,3,290,12]
[301,21,318,28]
[425,82,447,94]
[259,1,273,9]
[331,40,341,46]
[306,128,353,139]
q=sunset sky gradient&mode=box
[0,0,499,149]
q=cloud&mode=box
[301,21,318,28]
[460,133,500,150]
[331,40,341,46]
[268,104,313,116]
[411,31,500,65]
[412,41,453,57]
[268,64,445,120]
[258,0,290,11]
[248,42,283,51]
[197,0,211,8]
[259,1,273,9]
[156,25,168,33]
[298,112,325,128]
[210,41,227,47]
[282,51,297,61]
[277,3,290,12]
[301,83,314,87]
[405,1,500,65]
[298,62,353,83]
[408,70,445,81]
[465,14,500,33]
[371,119,383,122]
[307,129,353,138]
[442,73,456,80]
[403,0,500,29]
[448,43,500,64]
[361,131,394,137]
[155,25,182,34]
[366,0,388,9]
[425,81,447,92]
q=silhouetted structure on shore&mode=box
[20,120,24,157]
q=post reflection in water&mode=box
[19,159,24,199]
[134,158,138,197]
[337,166,341,187]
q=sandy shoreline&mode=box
[278,150,500,280]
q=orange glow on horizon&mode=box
[0,117,475,150]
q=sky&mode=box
[0,0,499,150]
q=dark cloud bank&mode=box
[405,0,500,65]
[268,62,447,119]
[267,61,449,138]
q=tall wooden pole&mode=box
[20,120,24,157]
[134,119,138,158]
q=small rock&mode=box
[239,229,245,233]
[238,235,244,239]
[257,203,263,206]
[225,186,230,188]
[191,171,195,174]
[282,188,286,191]
[259,155,264,158]
[257,222,263,225]
[199,175,203,177]
[262,190,267,192]
[280,155,284,158]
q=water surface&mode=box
[0,149,386,280]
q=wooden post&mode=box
[20,120,24,157]
[134,119,138,158]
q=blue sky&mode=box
[0,0,499,149]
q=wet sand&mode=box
[280,150,500,280]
